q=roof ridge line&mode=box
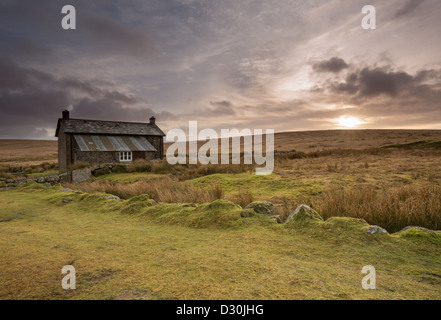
[67,118,153,125]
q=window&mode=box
[119,151,133,162]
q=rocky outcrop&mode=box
[245,201,275,214]
[396,226,441,235]
[285,204,323,223]
[366,225,388,235]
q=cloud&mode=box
[328,66,427,98]
[0,56,171,138]
[79,13,158,58]
[394,0,424,19]
[72,97,174,123]
[312,57,349,73]
[313,60,441,128]
[0,1,158,60]
[1,0,441,136]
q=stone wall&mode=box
[0,163,129,188]
[145,135,164,159]
[71,168,92,183]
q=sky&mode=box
[0,0,440,139]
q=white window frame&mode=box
[119,151,133,162]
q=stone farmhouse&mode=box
[55,110,165,173]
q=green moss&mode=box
[141,200,243,229]
[126,194,152,203]
[394,227,441,244]
[17,181,47,191]
[324,216,368,228]
[96,172,163,183]
[119,194,156,214]
[189,173,324,198]
[289,205,323,222]
[240,208,256,218]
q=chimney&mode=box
[149,116,156,125]
[62,110,70,120]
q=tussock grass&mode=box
[126,159,254,181]
[225,191,254,208]
[312,184,441,232]
[71,176,225,204]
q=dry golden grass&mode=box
[165,129,441,153]
[2,129,441,167]
[0,139,57,167]
[311,184,441,232]
[69,176,224,203]
[126,158,253,180]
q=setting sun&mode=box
[337,116,365,128]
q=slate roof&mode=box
[55,118,165,137]
[74,135,157,152]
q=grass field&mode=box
[0,184,440,300]
[1,130,441,300]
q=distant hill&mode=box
[2,129,441,167]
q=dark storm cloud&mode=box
[0,0,157,60]
[394,0,424,19]
[328,66,430,98]
[0,56,172,138]
[314,60,441,127]
[312,57,349,73]
[73,97,174,123]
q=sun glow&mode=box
[337,116,365,128]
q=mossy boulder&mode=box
[397,226,438,234]
[366,225,388,235]
[126,194,153,204]
[143,200,243,229]
[395,226,441,243]
[285,204,323,222]
[325,216,368,227]
[110,164,127,173]
[394,226,441,245]
[240,208,256,218]
[61,196,74,203]
[103,195,121,201]
[316,217,369,235]
[92,167,111,177]
[205,199,241,211]
[120,194,157,214]
[245,201,275,214]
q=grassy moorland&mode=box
[0,183,440,300]
[1,130,441,300]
